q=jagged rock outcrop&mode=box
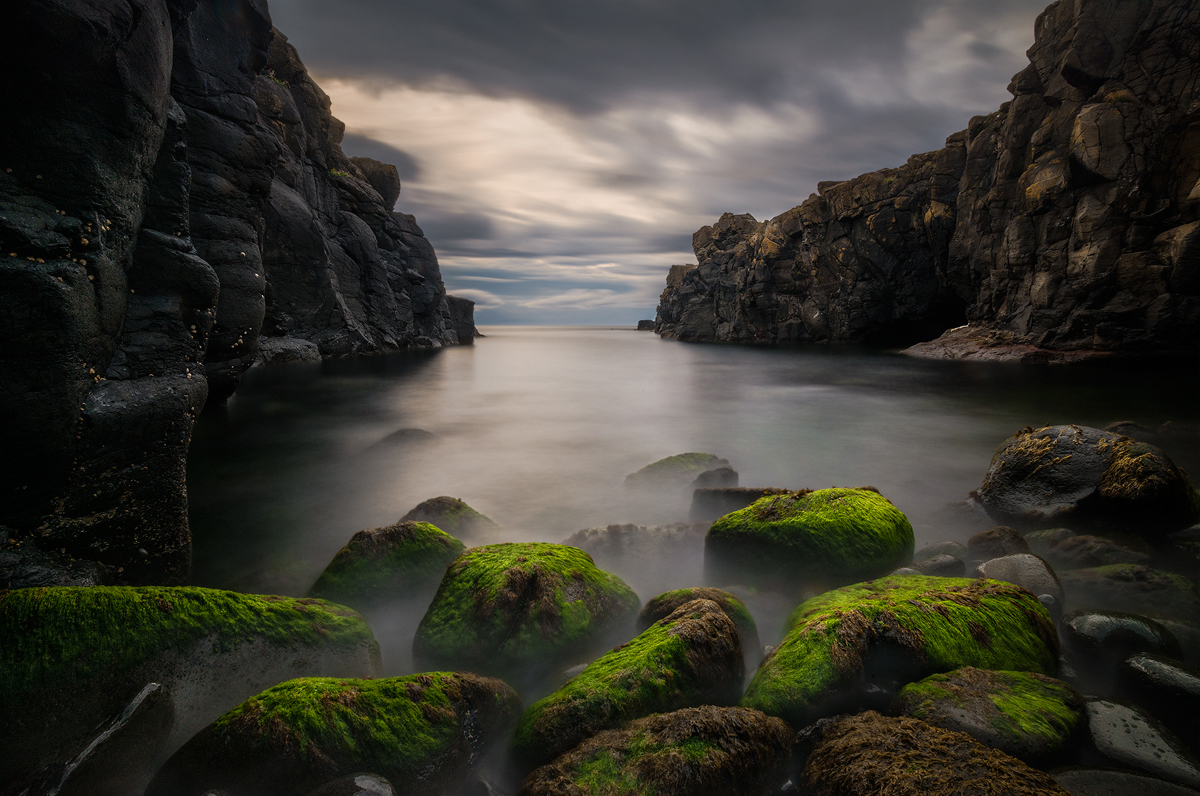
[0,0,474,586]
[656,0,1200,356]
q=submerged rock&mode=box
[968,526,1032,562]
[799,711,1070,796]
[1059,565,1200,620]
[975,426,1199,536]
[891,667,1084,762]
[1027,529,1152,570]
[638,587,761,665]
[146,673,521,796]
[519,706,793,796]
[512,599,744,770]
[1116,653,1200,750]
[741,576,1059,727]
[1081,699,1200,789]
[307,521,464,611]
[398,496,500,541]
[690,466,739,489]
[705,488,914,592]
[912,553,966,577]
[625,453,731,489]
[412,543,640,685]
[690,486,790,522]
[0,587,380,795]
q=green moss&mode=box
[0,586,377,716]
[573,745,653,796]
[569,730,722,796]
[988,672,1080,744]
[413,543,640,681]
[513,600,740,768]
[640,587,757,642]
[638,453,723,475]
[741,576,1058,727]
[329,169,351,178]
[307,522,464,609]
[706,488,914,590]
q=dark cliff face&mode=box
[0,0,474,585]
[656,0,1200,354]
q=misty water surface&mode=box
[188,326,1198,672]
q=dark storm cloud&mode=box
[340,132,422,180]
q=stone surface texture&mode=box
[654,0,1200,357]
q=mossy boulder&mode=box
[705,488,914,592]
[741,576,1059,727]
[625,453,730,489]
[519,706,793,796]
[512,599,744,770]
[0,587,380,795]
[976,425,1199,537]
[307,521,465,610]
[1059,564,1200,620]
[891,667,1084,762]
[412,543,640,685]
[145,672,521,796]
[638,587,761,662]
[799,711,1070,796]
[398,496,500,541]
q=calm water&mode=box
[187,326,1198,669]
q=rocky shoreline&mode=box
[3,423,1198,795]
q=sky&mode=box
[268,0,1051,325]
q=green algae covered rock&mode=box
[625,452,730,489]
[399,496,501,541]
[638,587,760,657]
[413,543,640,685]
[145,672,521,796]
[891,667,1084,762]
[799,711,1070,796]
[519,706,793,796]
[512,599,745,770]
[705,488,914,592]
[741,576,1058,728]
[0,586,380,794]
[307,521,465,610]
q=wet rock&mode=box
[691,466,739,489]
[638,587,761,666]
[1080,699,1200,789]
[0,586,380,795]
[690,486,790,522]
[1060,611,1182,691]
[1027,529,1152,571]
[519,706,793,796]
[307,521,465,611]
[891,667,1084,762]
[305,772,396,796]
[256,336,322,365]
[562,522,707,594]
[1158,620,1200,667]
[914,540,969,562]
[146,673,520,796]
[412,543,640,686]
[512,599,744,770]
[799,711,1070,795]
[976,554,1064,605]
[742,576,1059,727]
[625,453,731,489]
[398,496,500,541]
[1053,767,1200,796]
[705,488,914,593]
[1116,653,1200,750]
[1059,565,1200,620]
[968,526,1032,562]
[0,529,104,588]
[975,426,1199,537]
[912,553,966,577]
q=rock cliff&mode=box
[0,0,475,586]
[656,0,1200,357]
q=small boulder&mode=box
[891,667,1084,762]
[305,773,395,796]
[741,576,1059,727]
[705,488,914,593]
[512,599,744,770]
[349,157,401,209]
[1059,565,1200,620]
[1081,698,1200,789]
[1060,611,1182,690]
[638,587,760,665]
[625,453,731,489]
[412,543,640,685]
[976,554,1064,606]
[1159,619,1200,666]
[256,336,322,365]
[518,706,793,796]
[146,673,521,796]
[914,540,969,562]
[968,526,1032,562]
[307,521,465,611]
[1116,653,1200,750]
[912,554,966,577]
[799,711,1070,796]
[690,466,739,489]
[1028,530,1152,570]
[690,487,790,522]
[398,496,500,541]
[636,319,655,330]
[975,425,1199,536]
[1053,768,1200,796]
